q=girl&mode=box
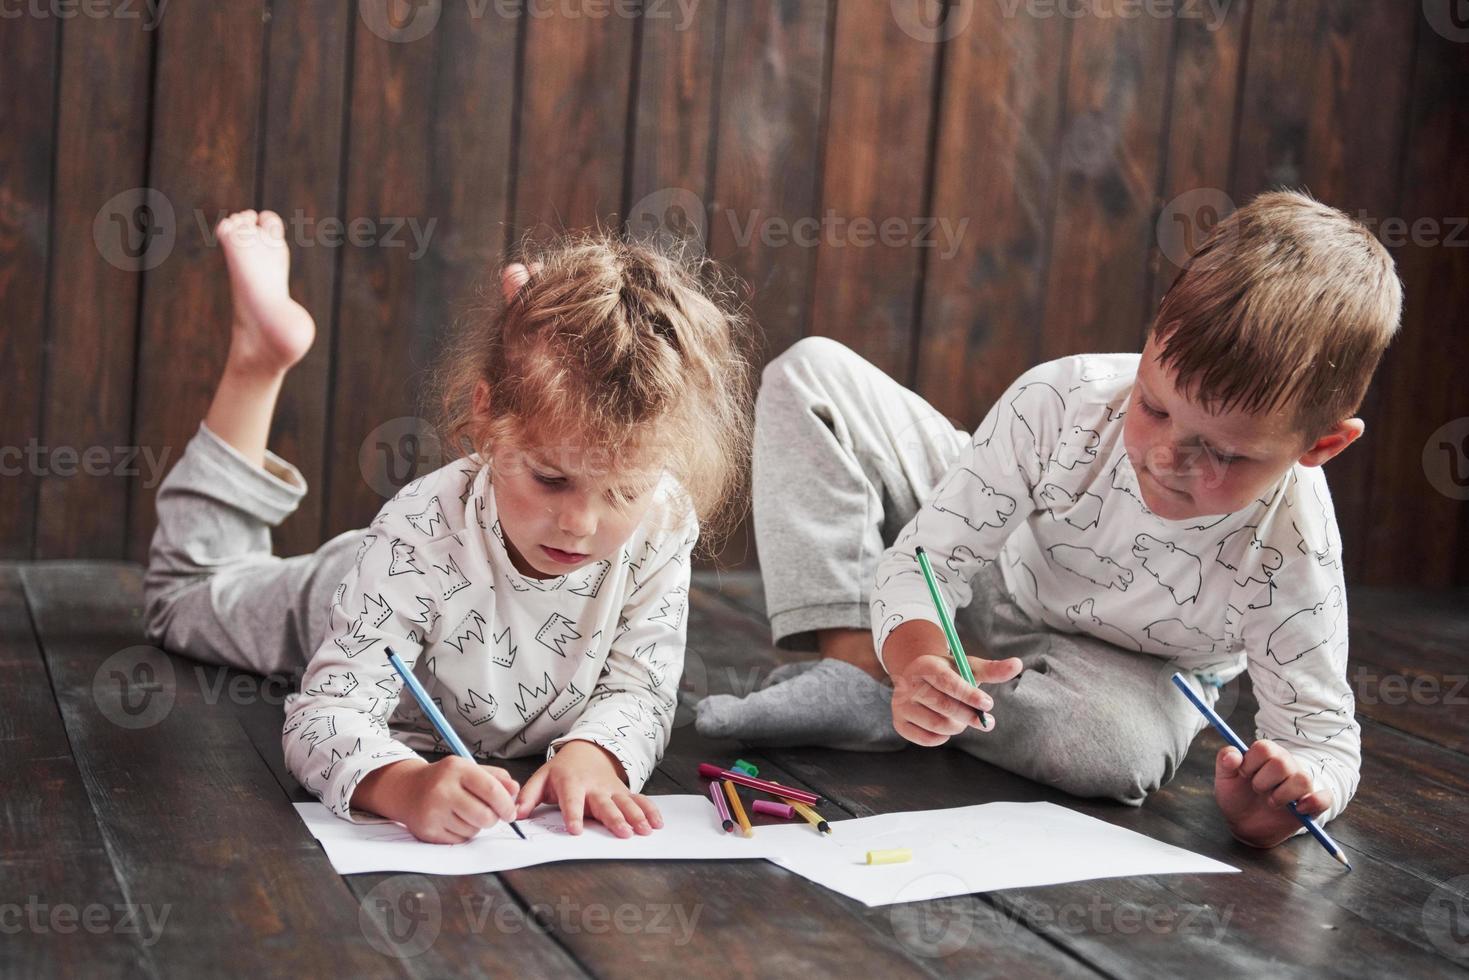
[142,210,752,844]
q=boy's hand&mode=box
[515,740,663,838]
[884,620,1023,747]
[355,757,521,845]
[1214,740,1333,847]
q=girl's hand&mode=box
[356,757,520,845]
[515,740,663,838]
[1214,740,1334,848]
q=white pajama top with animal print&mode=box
[873,354,1359,821]
[283,457,695,821]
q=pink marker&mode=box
[752,800,796,820]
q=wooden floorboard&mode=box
[6,560,1467,977]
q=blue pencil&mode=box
[1170,672,1349,870]
[386,645,526,840]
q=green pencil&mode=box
[914,546,990,728]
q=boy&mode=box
[697,191,1401,848]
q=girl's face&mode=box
[489,439,664,579]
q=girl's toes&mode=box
[261,211,285,238]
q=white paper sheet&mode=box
[763,801,1238,907]
[294,796,1236,905]
[293,795,788,874]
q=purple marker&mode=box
[708,780,735,833]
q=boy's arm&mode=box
[543,518,695,792]
[871,366,1059,670]
[281,514,445,820]
[1230,556,1360,836]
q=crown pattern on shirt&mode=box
[548,682,586,720]
[514,671,559,724]
[536,612,582,657]
[649,587,687,629]
[445,609,488,655]
[491,625,518,668]
[405,496,448,538]
[569,559,611,598]
[305,670,359,698]
[625,541,658,593]
[433,554,471,600]
[457,688,498,726]
[406,595,440,635]
[319,738,362,784]
[388,539,425,575]
[298,715,337,748]
[584,629,603,658]
[355,533,378,571]
[334,617,381,659]
[458,465,479,506]
[360,592,392,628]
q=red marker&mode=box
[697,763,822,806]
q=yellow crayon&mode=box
[866,848,913,865]
[723,779,754,838]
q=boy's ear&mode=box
[1298,418,1364,467]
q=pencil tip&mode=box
[1336,852,1352,870]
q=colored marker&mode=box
[708,779,734,833]
[783,798,831,835]
[386,646,525,840]
[732,759,760,777]
[697,763,822,806]
[866,848,912,865]
[723,780,753,838]
[1170,672,1350,871]
[752,800,796,820]
[915,546,992,730]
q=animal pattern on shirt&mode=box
[872,353,1361,823]
[283,456,697,821]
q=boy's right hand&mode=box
[354,757,521,844]
[884,620,1023,747]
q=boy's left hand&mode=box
[1214,740,1333,848]
[515,740,663,838]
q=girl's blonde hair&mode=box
[426,232,756,552]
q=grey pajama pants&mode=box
[142,421,360,678]
[752,337,1210,805]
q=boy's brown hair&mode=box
[428,233,756,551]
[1149,190,1402,441]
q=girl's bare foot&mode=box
[203,209,315,470]
[217,209,315,375]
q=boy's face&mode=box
[1122,338,1360,520]
[489,438,662,579]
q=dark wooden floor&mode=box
[4,561,1467,978]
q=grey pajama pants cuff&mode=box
[141,421,361,677]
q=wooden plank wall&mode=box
[1,0,1465,586]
